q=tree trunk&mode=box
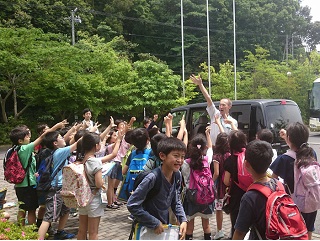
[13,87,18,120]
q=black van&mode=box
[159,99,303,154]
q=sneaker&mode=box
[105,204,120,210]
[54,230,76,240]
[214,230,224,240]
[113,201,124,206]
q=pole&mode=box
[71,9,75,46]
[206,0,211,96]
[233,0,237,100]
[181,0,185,98]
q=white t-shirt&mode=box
[206,104,238,144]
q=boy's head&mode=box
[82,108,92,121]
[245,140,273,174]
[157,137,186,171]
[9,126,31,145]
[256,129,273,144]
[37,124,49,136]
[143,117,151,128]
[148,127,160,139]
[150,133,167,158]
[43,131,66,150]
[130,128,149,151]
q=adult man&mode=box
[190,74,237,144]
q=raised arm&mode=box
[190,74,213,107]
[101,130,124,163]
[214,114,225,133]
[177,114,186,140]
[100,116,115,141]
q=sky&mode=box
[300,0,320,22]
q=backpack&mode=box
[36,149,62,192]
[234,148,253,191]
[118,148,152,201]
[3,145,32,184]
[186,156,215,205]
[293,160,320,213]
[248,179,308,240]
[61,161,95,208]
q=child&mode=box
[223,130,247,237]
[181,133,214,240]
[9,121,66,226]
[271,122,318,239]
[232,140,274,239]
[76,133,104,240]
[127,137,187,239]
[37,130,79,240]
[212,132,230,240]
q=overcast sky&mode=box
[300,0,320,22]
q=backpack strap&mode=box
[247,179,284,198]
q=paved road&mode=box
[1,136,320,240]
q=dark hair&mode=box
[215,132,229,155]
[115,119,124,129]
[43,131,60,150]
[81,132,100,155]
[60,126,72,137]
[82,108,91,115]
[286,122,316,168]
[157,137,187,157]
[148,127,160,139]
[74,129,89,142]
[187,134,207,170]
[9,126,30,145]
[37,124,48,135]
[150,133,167,158]
[106,129,117,144]
[245,140,273,174]
[130,128,149,151]
[143,117,151,125]
[256,129,273,144]
[228,130,247,154]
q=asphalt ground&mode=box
[0,145,319,240]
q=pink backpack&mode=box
[293,161,320,213]
[234,148,253,191]
[186,156,215,205]
[61,162,94,208]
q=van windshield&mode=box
[265,104,302,130]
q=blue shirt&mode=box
[51,146,71,188]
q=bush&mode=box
[0,215,38,240]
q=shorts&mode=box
[78,193,104,218]
[301,211,317,232]
[15,186,39,211]
[37,191,48,206]
[109,162,123,180]
[43,188,70,222]
[215,199,223,211]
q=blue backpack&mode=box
[118,148,152,201]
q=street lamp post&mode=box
[181,0,185,98]
[233,0,237,100]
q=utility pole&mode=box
[70,8,81,45]
[181,0,185,98]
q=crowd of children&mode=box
[4,75,320,240]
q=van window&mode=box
[229,104,251,130]
[171,110,187,136]
[265,104,302,130]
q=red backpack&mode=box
[3,146,32,184]
[234,148,253,191]
[186,156,215,205]
[248,179,308,240]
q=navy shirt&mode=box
[127,167,187,228]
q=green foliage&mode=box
[0,212,38,240]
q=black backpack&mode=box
[36,149,63,192]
